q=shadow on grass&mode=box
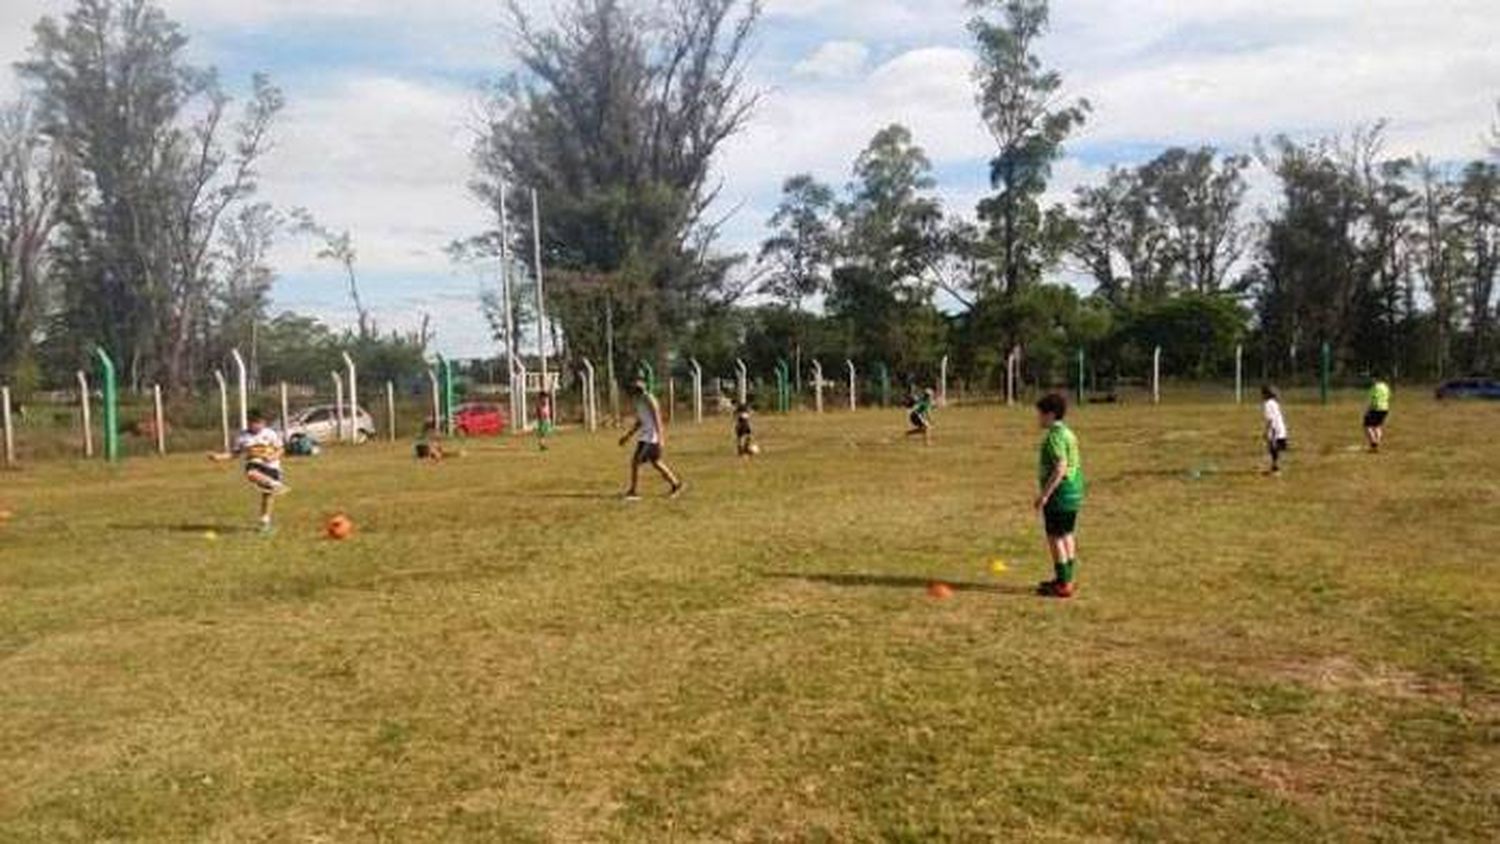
[533,491,628,501]
[764,571,1034,596]
[109,522,254,535]
[1106,467,1263,481]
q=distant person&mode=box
[1033,393,1085,599]
[537,391,555,452]
[1364,376,1391,453]
[734,402,757,458]
[905,387,935,446]
[208,408,288,533]
[1262,385,1289,475]
[619,378,684,500]
[414,422,445,463]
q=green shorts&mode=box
[1044,506,1079,538]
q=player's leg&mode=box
[625,446,643,499]
[651,455,683,497]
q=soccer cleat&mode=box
[1037,580,1077,599]
[622,492,642,502]
[668,481,686,500]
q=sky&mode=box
[1,0,1497,358]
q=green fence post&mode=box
[1076,348,1086,405]
[1320,342,1331,405]
[637,361,657,395]
[437,355,456,435]
[775,359,790,413]
[94,348,120,463]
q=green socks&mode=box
[1058,559,1077,584]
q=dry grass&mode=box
[1,395,1497,841]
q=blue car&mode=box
[1435,378,1500,400]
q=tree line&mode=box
[2,0,1496,402]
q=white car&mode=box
[283,404,376,444]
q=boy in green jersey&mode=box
[905,387,935,446]
[1364,377,1391,453]
[1033,393,1085,599]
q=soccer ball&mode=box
[747,443,762,456]
[325,513,355,541]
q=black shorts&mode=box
[633,441,663,465]
[735,423,752,438]
[245,463,283,492]
[1269,438,1289,456]
[1364,410,1388,428]
[909,411,930,429]
[1044,506,1079,538]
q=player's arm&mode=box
[1035,457,1068,511]
[648,396,666,447]
[618,418,641,446]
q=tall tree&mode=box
[1138,147,1250,295]
[0,103,71,388]
[969,0,1089,294]
[215,202,279,383]
[291,209,373,341]
[19,0,281,390]
[1415,158,1463,378]
[473,0,761,371]
[759,174,835,311]
[1457,161,1500,370]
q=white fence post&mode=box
[1152,346,1162,406]
[152,385,166,455]
[812,360,825,414]
[386,381,397,442]
[1,386,13,468]
[735,358,748,406]
[426,369,441,432]
[342,352,359,444]
[846,360,857,411]
[230,349,249,432]
[514,360,530,431]
[580,358,598,432]
[76,370,93,458]
[689,358,703,424]
[279,382,290,436]
[214,370,230,451]
[939,355,949,408]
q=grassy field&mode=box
[1,397,1497,841]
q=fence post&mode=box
[76,370,93,458]
[1235,344,1244,405]
[386,380,397,442]
[1320,342,1331,405]
[735,358,748,406]
[1152,346,1162,406]
[812,360,825,414]
[153,385,166,455]
[1,386,13,468]
[342,351,359,443]
[215,370,231,451]
[230,349,249,432]
[939,355,949,408]
[426,368,441,433]
[846,360,857,411]
[667,377,676,423]
[331,371,345,442]
[515,359,530,431]
[581,358,598,432]
[94,349,119,462]
[689,358,703,423]
[279,382,290,436]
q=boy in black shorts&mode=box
[1033,393,1085,598]
[734,402,756,457]
[208,408,289,533]
[619,378,684,500]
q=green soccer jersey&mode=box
[1369,381,1391,412]
[1039,421,1085,512]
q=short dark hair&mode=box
[1035,393,1068,419]
[247,407,267,423]
[1261,385,1279,400]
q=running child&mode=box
[537,390,556,452]
[414,422,445,462]
[208,408,288,533]
[1364,376,1391,452]
[619,378,684,500]
[734,402,756,457]
[905,387,935,446]
[1262,385,1289,475]
[1033,393,1085,599]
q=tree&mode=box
[291,209,373,341]
[759,174,835,311]
[215,203,279,384]
[0,103,71,390]
[1137,147,1250,295]
[1415,158,1463,378]
[969,0,1089,295]
[19,0,282,390]
[472,0,762,372]
[1457,161,1499,371]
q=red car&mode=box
[452,402,508,437]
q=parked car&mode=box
[1434,378,1500,401]
[450,402,508,437]
[283,404,376,443]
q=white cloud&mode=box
[793,40,870,80]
